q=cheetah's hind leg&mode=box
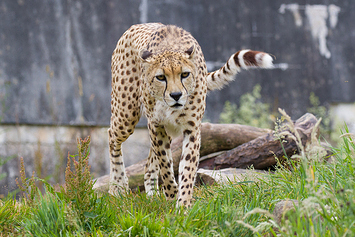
[108,129,129,195]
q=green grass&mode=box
[1,126,355,236]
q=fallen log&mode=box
[94,113,328,192]
[94,123,269,191]
[198,112,321,170]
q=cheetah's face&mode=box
[141,47,196,109]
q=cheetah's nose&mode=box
[170,92,182,101]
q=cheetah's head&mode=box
[140,46,197,109]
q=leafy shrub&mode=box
[219,84,274,129]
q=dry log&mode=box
[170,123,270,175]
[198,113,320,170]
[93,123,269,191]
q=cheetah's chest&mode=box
[149,100,192,138]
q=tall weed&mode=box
[61,136,115,232]
[62,136,95,220]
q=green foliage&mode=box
[218,100,238,124]
[0,198,28,234]
[110,183,272,236]
[219,84,274,129]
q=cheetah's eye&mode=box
[155,75,166,81]
[181,72,190,79]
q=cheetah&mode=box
[108,23,273,208]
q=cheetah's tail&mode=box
[206,50,273,91]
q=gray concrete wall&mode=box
[1,0,355,195]
[1,0,354,125]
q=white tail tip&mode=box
[256,53,274,68]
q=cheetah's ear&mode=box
[184,45,195,59]
[140,49,153,62]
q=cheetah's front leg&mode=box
[144,148,160,196]
[177,129,201,208]
[144,124,178,199]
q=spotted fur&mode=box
[108,23,273,208]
